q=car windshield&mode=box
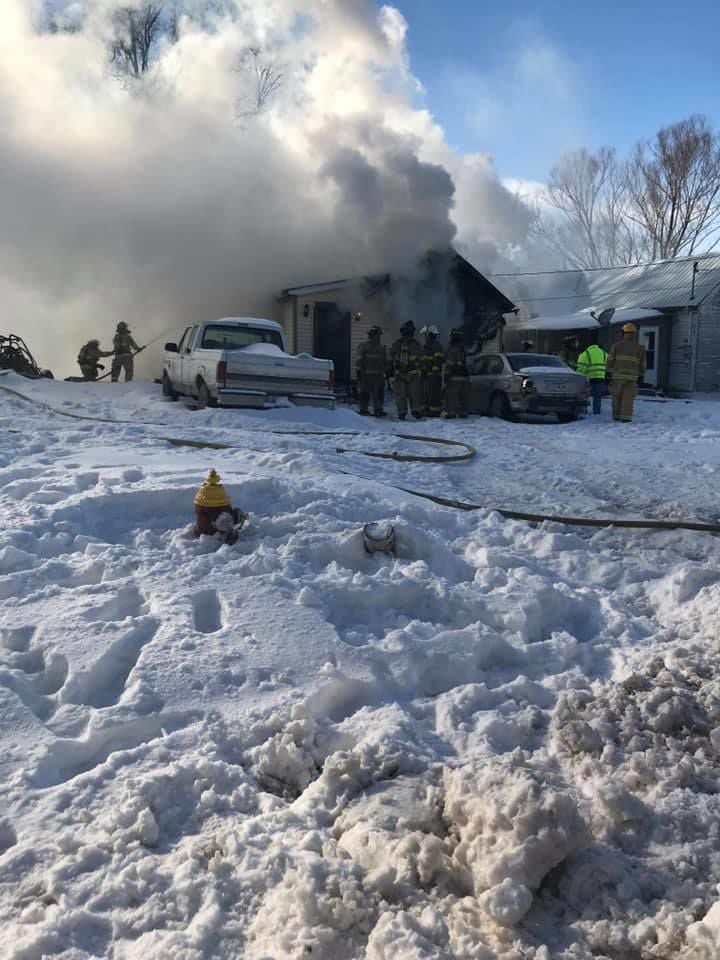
[507,354,566,371]
[201,324,283,350]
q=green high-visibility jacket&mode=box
[576,344,608,380]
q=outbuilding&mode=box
[492,253,720,393]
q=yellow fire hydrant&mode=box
[193,469,246,544]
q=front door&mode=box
[314,303,351,386]
[640,325,660,387]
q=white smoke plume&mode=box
[0,0,532,376]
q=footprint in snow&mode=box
[192,589,224,634]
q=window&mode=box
[507,354,564,371]
[487,356,505,375]
[185,325,199,352]
[471,356,492,375]
[177,326,192,353]
[472,355,504,375]
[643,331,656,371]
[200,324,283,351]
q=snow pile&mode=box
[444,756,588,919]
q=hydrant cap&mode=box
[194,468,231,508]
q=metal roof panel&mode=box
[493,253,720,323]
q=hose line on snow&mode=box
[2,380,719,534]
[0,381,475,464]
[392,486,720,534]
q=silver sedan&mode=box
[467,353,590,422]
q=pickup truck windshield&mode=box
[201,325,283,350]
[507,354,566,371]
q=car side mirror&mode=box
[165,342,178,353]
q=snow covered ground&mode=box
[2,372,720,959]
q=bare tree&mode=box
[626,115,720,260]
[531,147,642,269]
[235,47,284,119]
[42,0,82,34]
[110,4,166,78]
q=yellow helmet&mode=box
[622,322,637,334]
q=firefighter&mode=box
[606,323,646,423]
[111,321,142,383]
[389,321,423,420]
[419,324,444,417]
[356,325,387,417]
[77,339,113,381]
[521,340,534,353]
[444,328,469,419]
[575,333,608,415]
[559,336,580,369]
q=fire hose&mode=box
[2,379,720,534]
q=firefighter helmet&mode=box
[622,322,637,334]
[400,321,416,337]
[419,324,439,337]
[117,321,129,332]
[368,325,382,338]
[450,327,463,341]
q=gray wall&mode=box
[668,308,695,393]
[694,291,720,392]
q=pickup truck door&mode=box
[168,326,192,390]
[180,325,199,391]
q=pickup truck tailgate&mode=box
[221,349,334,408]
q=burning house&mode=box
[278,249,516,389]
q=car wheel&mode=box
[162,371,178,401]
[196,380,217,409]
[490,391,513,420]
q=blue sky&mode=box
[395,0,720,182]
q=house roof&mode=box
[279,250,517,314]
[492,253,720,328]
[282,278,353,297]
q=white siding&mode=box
[694,293,720,392]
[296,301,315,354]
[668,309,694,393]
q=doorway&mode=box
[314,303,351,385]
[640,325,660,387]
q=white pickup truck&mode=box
[162,318,335,410]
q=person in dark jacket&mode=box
[389,321,423,420]
[356,326,387,416]
[77,339,113,381]
[111,321,142,382]
[444,328,469,418]
[419,324,444,416]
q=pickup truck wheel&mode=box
[162,372,178,401]
[490,391,514,421]
[196,380,217,409]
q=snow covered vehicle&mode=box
[468,352,589,422]
[162,318,335,409]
